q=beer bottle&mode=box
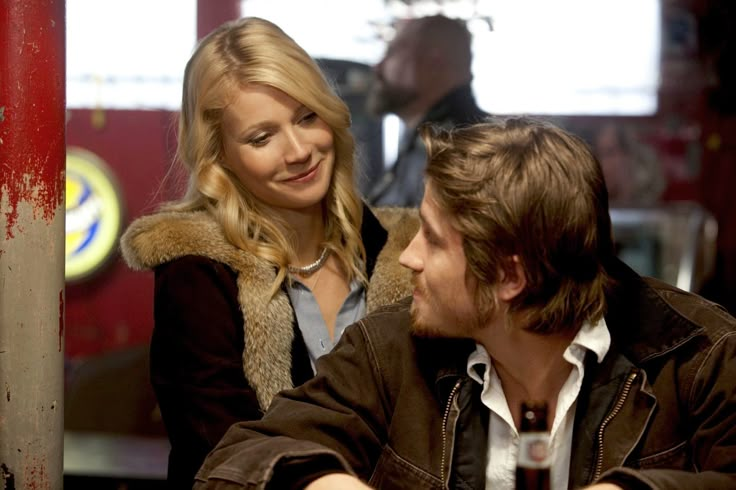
[515,401,551,490]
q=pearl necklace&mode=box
[288,248,330,276]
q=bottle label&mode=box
[517,432,551,469]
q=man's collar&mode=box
[464,316,611,387]
[570,316,611,365]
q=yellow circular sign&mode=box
[65,148,124,282]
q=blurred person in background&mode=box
[366,14,488,207]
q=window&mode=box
[66,0,196,110]
[240,0,661,115]
[66,0,660,114]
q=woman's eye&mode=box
[248,134,270,147]
[300,111,318,124]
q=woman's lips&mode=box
[284,162,320,183]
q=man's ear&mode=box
[496,255,526,302]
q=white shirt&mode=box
[466,318,611,490]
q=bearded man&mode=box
[366,15,488,207]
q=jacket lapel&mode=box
[569,348,657,488]
[594,369,657,478]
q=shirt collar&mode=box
[467,344,491,385]
[568,316,611,365]
[466,316,611,384]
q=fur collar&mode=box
[120,207,417,409]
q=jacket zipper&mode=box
[441,379,463,488]
[593,371,638,481]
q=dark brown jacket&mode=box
[120,206,418,489]
[194,260,736,489]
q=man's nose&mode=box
[399,233,423,271]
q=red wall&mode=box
[64,0,242,359]
[65,109,177,357]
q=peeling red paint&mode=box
[23,454,49,490]
[58,289,64,352]
[0,1,65,240]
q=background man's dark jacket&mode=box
[368,83,488,207]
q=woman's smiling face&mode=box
[221,84,335,214]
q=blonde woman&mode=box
[120,17,416,488]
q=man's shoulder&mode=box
[360,297,413,332]
[371,207,419,231]
[356,297,422,354]
[609,270,736,363]
[355,297,475,366]
[645,276,736,340]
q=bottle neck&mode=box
[516,400,551,490]
[520,401,548,432]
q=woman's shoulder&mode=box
[156,254,237,281]
[366,207,417,312]
[120,209,236,271]
[154,256,241,321]
[370,206,419,253]
[371,206,419,233]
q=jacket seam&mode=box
[638,328,704,363]
[199,448,352,487]
[356,319,392,445]
[378,445,442,486]
[688,330,736,409]
[635,439,687,465]
[636,284,718,364]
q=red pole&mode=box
[0,0,66,489]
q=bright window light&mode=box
[241,0,389,64]
[66,0,659,114]
[66,0,196,110]
[472,0,661,114]
[240,0,660,115]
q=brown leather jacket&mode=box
[194,260,736,490]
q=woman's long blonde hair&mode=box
[165,17,366,295]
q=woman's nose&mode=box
[284,130,310,164]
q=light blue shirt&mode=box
[287,278,366,372]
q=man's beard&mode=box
[409,302,448,338]
[408,285,488,339]
[365,78,418,117]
